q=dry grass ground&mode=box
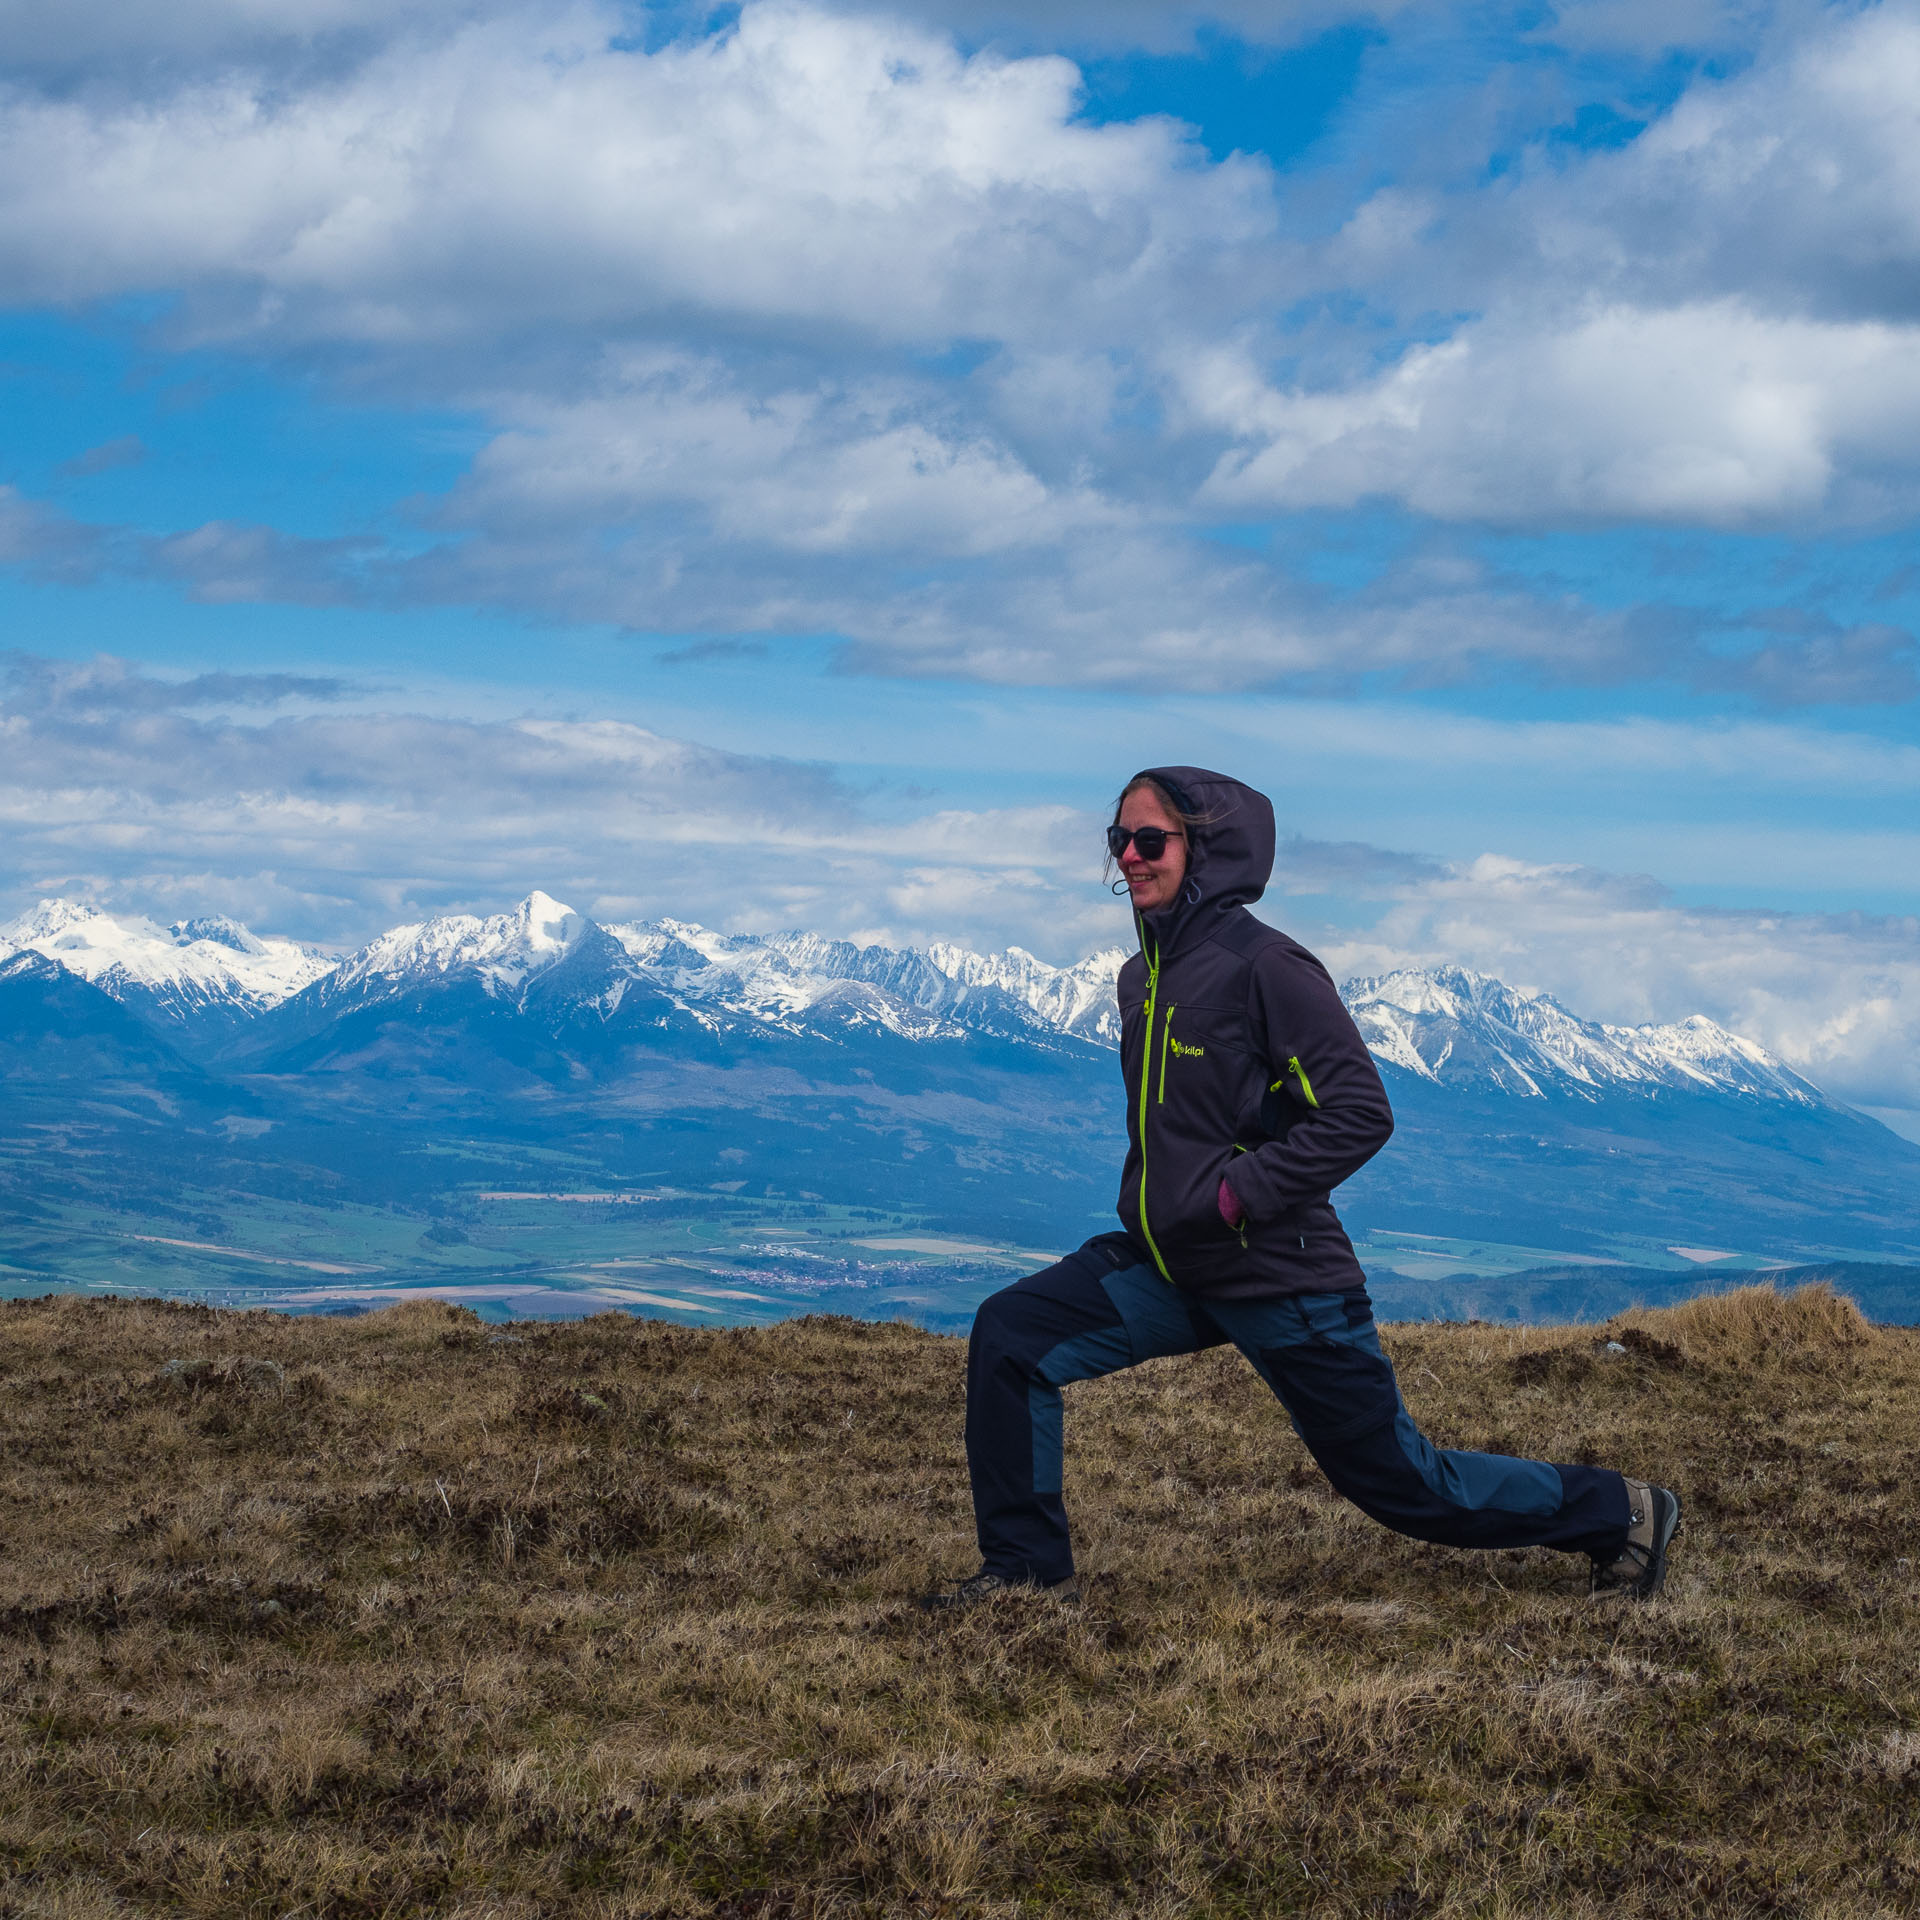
[1,1283,1916,1918]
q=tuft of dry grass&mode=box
[2,1282,1918,1917]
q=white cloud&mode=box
[13,465,1903,701]
[451,350,1093,557]
[1547,3,1920,324]
[1170,6,1920,532]
[1197,301,1920,527]
[0,2,1273,352]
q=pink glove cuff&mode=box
[1218,1175,1245,1229]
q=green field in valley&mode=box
[2,1171,1866,1334]
[0,1179,1066,1334]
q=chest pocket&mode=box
[1149,1002,1250,1103]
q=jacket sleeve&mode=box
[1222,943,1394,1219]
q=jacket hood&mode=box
[1128,765,1276,959]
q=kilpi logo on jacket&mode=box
[1169,1037,1205,1058]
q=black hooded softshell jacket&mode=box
[1115,767,1395,1301]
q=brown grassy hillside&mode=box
[1,1284,1916,1918]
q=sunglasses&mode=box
[1107,824,1184,861]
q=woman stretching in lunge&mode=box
[925,766,1680,1609]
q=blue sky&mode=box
[2,0,1919,1111]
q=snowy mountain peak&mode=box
[169,914,268,956]
[0,896,332,1023]
[320,887,606,1006]
[1356,963,1535,1021]
[926,940,1126,1042]
[3,897,108,946]
[327,891,596,1000]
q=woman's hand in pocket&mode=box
[1217,1176,1245,1229]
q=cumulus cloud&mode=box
[448,351,1093,558]
[1197,302,1920,529]
[823,534,1650,688]
[1193,7,1920,534]
[1544,4,1920,326]
[10,463,1899,701]
[391,493,1916,702]
[0,3,1274,353]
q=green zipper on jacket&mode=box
[1135,924,1173,1284]
[1156,1003,1176,1103]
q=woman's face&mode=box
[1115,786,1189,915]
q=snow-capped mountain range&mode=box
[0,897,332,1028]
[313,892,599,1005]
[1346,966,1824,1105]
[0,890,1826,1107]
[606,915,1124,1046]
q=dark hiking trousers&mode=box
[965,1238,1631,1585]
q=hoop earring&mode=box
[1111,879,1131,896]
[1184,879,1202,904]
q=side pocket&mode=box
[1086,1231,1139,1273]
[1257,1057,1317,1141]
[1225,1144,1249,1248]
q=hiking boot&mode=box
[919,1568,1080,1611]
[1591,1480,1682,1599]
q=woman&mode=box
[925,766,1680,1608]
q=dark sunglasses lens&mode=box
[1108,825,1171,860]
